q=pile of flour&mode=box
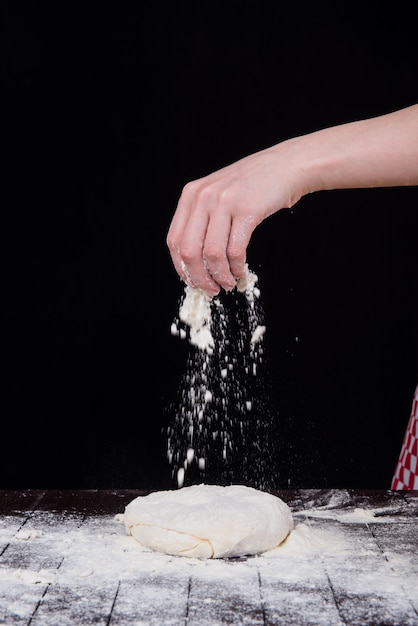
[167,265,277,489]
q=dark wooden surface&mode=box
[0,489,417,625]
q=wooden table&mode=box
[0,489,417,625]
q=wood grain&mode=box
[0,489,417,625]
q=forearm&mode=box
[284,104,418,198]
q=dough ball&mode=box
[124,484,294,559]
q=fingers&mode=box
[227,215,254,278]
[167,180,252,295]
[167,184,219,295]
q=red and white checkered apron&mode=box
[391,384,418,490]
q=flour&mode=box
[14,529,43,540]
[1,501,417,626]
[167,264,279,489]
[170,264,263,354]
[174,287,215,354]
[13,567,55,585]
[295,507,392,524]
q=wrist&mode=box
[275,134,333,202]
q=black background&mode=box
[3,2,418,489]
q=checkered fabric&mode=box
[391,384,418,490]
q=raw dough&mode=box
[124,484,294,559]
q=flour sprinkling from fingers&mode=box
[166,264,278,489]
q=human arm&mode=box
[166,104,418,295]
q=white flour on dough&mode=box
[124,484,294,559]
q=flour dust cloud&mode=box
[166,266,280,490]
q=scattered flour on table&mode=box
[1,507,417,626]
[267,521,349,557]
[14,529,43,540]
[13,567,55,584]
[295,507,394,523]
[1,508,411,585]
[167,264,277,489]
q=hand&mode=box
[167,144,302,295]
[167,103,418,295]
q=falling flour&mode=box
[174,287,215,353]
[167,265,278,489]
